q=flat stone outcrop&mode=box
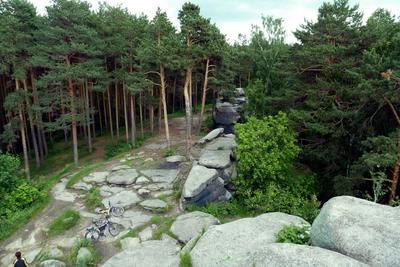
[101,239,180,267]
[107,168,139,185]
[190,212,309,267]
[311,196,400,267]
[198,128,224,144]
[182,165,219,199]
[170,211,220,243]
[102,191,140,208]
[198,149,232,169]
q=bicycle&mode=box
[97,201,124,217]
[85,216,120,241]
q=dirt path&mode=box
[0,115,203,266]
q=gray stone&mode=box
[120,210,152,229]
[71,182,92,191]
[52,181,76,202]
[46,246,64,259]
[1,254,14,266]
[213,102,241,125]
[204,137,237,151]
[145,143,168,150]
[198,149,232,169]
[153,190,174,198]
[311,196,400,267]
[183,165,218,198]
[165,155,186,163]
[83,171,109,184]
[25,248,42,263]
[120,237,140,250]
[102,191,141,208]
[102,239,180,267]
[107,168,139,185]
[170,211,219,243]
[99,185,124,197]
[141,169,179,185]
[111,165,131,171]
[190,212,309,267]
[140,199,168,211]
[39,260,66,267]
[136,176,150,184]
[138,226,153,241]
[76,247,92,264]
[138,188,151,197]
[198,128,224,144]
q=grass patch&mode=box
[104,133,151,159]
[152,216,177,240]
[48,209,80,236]
[185,199,251,223]
[163,148,178,157]
[84,188,102,212]
[180,252,192,267]
[69,238,100,267]
[114,225,147,248]
[66,163,102,188]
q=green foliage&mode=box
[0,153,22,197]
[48,209,80,236]
[276,224,311,245]
[163,148,177,158]
[84,188,102,212]
[186,199,250,222]
[235,112,300,192]
[69,238,99,267]
[180,252,192,267]
[2,183,45,212]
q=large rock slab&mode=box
[101,239,180,267]
[311,196,400,267]
[107,168,139,185]
[83,171,109,184]
[213,102,240,125]
[102,191,140,208]
[204,137,237,151]
[190,212,309,267]
[139,199,168,211]
[170,211,220,243]
[165,155,186,163]
[120,237,140,250]
[198,128,224,144]
[112,210,152,229]
[71,182,92,191]
[182,165,218,198]
[141,169,179,186]
[200,243,368,267]
[198,149,232,169]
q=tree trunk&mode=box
[183,66,193,153]
[130,95,136,145]
[160,65,170,147]
[198,58,210,134]
[30,70,46,160]
[90,89,95,139]
[66,56,79,165]
[123,82,129,142]
[150,88,154,135]
[97,92,103,135]
[22,79,40,167]
[107,86,114,140]
[172,75,177,113]
[102,92,108,130]
[85,81,92,153]
[115,81,119,139]
[16,79,30,178]
[139,92,144,138]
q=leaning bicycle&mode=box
[85,216,120,241]
[97,201,124,217]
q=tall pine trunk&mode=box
[123,82,129,142]
[183,66,193,153]
[160,65,170,147]
[107,87,114,140]
[139,92,144,138]
[16,79,30,178]
[85,81,92,153]
[22,79,40,167]
[198,58,210,134]
[66,56,79,165]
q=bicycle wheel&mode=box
[85,228,100,242]
[111,206,124,217]
[108,222,120,236]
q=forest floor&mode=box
[0,115,205,266]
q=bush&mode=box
[0,153,23,198]
[48,209,80,236]
[235,113,301,194]
[2,183,45,213]
[85,188,102,212]
[104,141,132,159]
[276,224,311,245]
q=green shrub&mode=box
[276,224,311,245]
[186,199,250,222]
[104,141,132,159]
[235,112,301,192]
[2,183,45,213]
[85,188,102,212]
[163,148,177,158]
[48,209,80,236]
[180,252,192,267]
[0,153,22,198]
